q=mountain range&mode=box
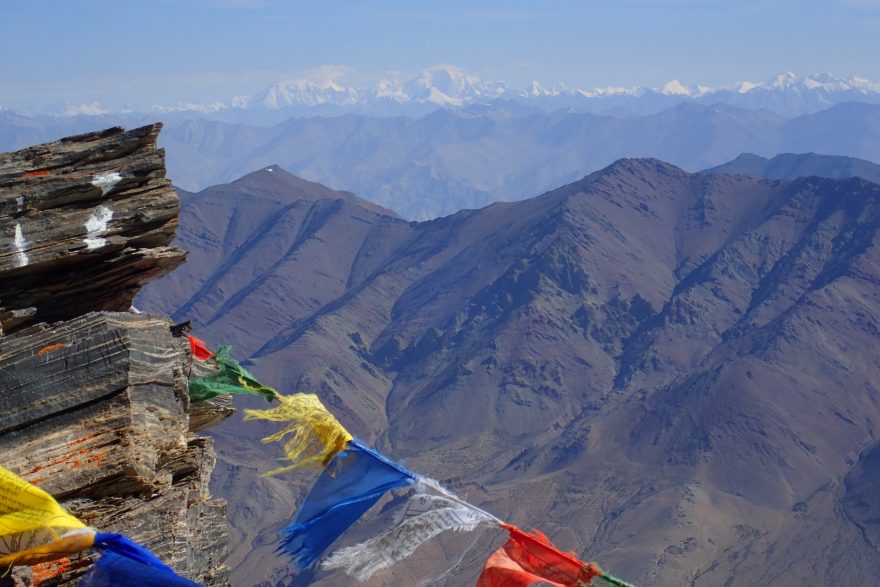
[3,101,879,221]
[128,101,880,219]
[242,69,880,120]
[34,68,880,121]
[138,159,880,586]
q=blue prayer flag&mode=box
[80,533,204,587]
[80,551,203,587]
[280,438,416,571]
[92,533,175,572]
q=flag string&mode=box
[186,334,636,586]
[597,571,638,587]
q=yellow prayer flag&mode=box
[0,530,95,566]
[0,467,92,566]
[243,393,353,476]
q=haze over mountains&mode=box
[138,159,880,586]
[226,69,880,120]
[156,101,880,220]
[3,100,880,220]
[20,67,880,121]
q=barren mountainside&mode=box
[139,160,880,586]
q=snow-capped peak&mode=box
[734,80,760,94]
[151,101,230,114]
[799,72,880,93]
[65,102,109,116]
[846,75,880,93]
[374,77,408,101]
[523,81,556,97]
[660,79,693,96]
[404,65,486,104]
[769,71,798,89]
[230,95,250,108]
[257,78,360,109]
[727,72,880,96]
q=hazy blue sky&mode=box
[2,0,879,112]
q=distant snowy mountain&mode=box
[248,65,510,115]
[29,68,880,122]
[253,79,361,109]
[704,71,880,116]
[238,69,880,119]
[401,65,506,106]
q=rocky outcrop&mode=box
[0,124,184,334]
[0,126,230,585]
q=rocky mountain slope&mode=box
[139,162,880,586]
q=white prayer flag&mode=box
[322,480,496,581]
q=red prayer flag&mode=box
[477,524,600,587]
[188,335,214,361]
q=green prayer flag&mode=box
[188,346,276,403]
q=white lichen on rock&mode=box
[13,223,28,267]
[91,171,123,195]
[84,206,113,250]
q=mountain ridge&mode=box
[3,100,880,222]
[153,101,880,219]
[139,158,880,585]
[705,151,880,185]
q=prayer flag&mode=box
[187,335,213,361]
[322,485,495,581]
[279,439,416,571]
[477,524,601,587]
[81,533,203,586]
[244,393,353,475]
[0,467,201,585]
[0,466,91,566]
[92,533,175,572]
[80,551,203,587]
[187,346,276,403]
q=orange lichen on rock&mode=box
[23,436,109,480]
[30,555,92,585]
[36,342,64,355]
[31,557,72,583]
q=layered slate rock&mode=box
[0,124,185,334]
[0,127,229,585]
